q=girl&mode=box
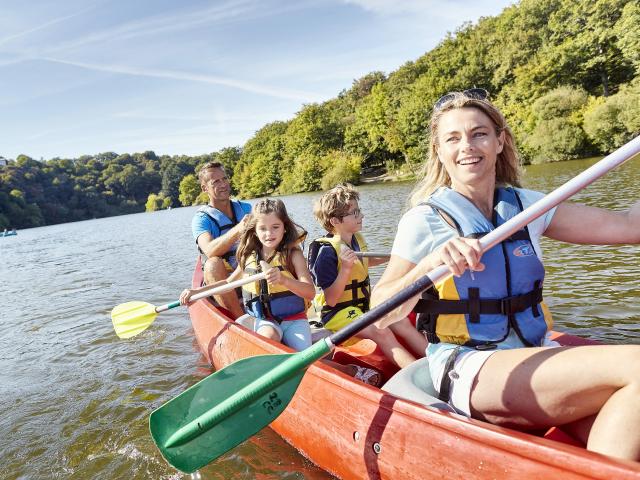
[182,198,313,350]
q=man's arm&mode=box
[196,214,250,258]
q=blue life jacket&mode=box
[242,251,308,322]
[414,187,553,347]
[197,200,251,269]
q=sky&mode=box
[0,0,514,160]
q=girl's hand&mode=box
[265,266,284,286]
[433,237,485,277]
[179,289,195,305]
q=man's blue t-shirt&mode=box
[191,199,252,243]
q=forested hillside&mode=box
[2,0,638,229]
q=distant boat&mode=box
[1,230,17,237]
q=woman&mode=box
[371,89,640,461]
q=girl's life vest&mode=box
[242,250,308,322]
[307,232,371,323]
[414,187,553,348]
[197,200,252,269]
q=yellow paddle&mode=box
[111,265,270,339]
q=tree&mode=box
[233,121,288,198]
[583,79,640,152]
[525,86,591,162]
[615,1,640,74]
[179,174,203,206]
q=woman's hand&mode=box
[432,236,485,277]
[179,289,195,305]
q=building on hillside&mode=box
[0,157,9,166]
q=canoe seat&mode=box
[382,357,454,412]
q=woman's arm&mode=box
[545,201,640,245]
[371,237,484,328]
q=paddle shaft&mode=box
[329,135,640,346]
[355,251,390,258]
[155,271,269,313]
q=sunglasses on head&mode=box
[434,88,490,111]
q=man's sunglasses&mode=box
[434,88,489,111]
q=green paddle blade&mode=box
[150,340,330,473]
[111,301,158,339]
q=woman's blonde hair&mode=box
[408,93,522,207]
[236,199,306,272]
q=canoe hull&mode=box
[188,260,640,479]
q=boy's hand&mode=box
[339,246,358,270]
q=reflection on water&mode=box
[0,156,638,478]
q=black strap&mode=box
[438,346,461,402]
[414,287,543,316]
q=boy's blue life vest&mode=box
[197,200,251,269]
[242,251,308,323]
[414,187,553,347]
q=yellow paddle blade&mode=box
[111,301,158,339]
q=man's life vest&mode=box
[307,232,371,323]
[414,187,553,347]
[197,200,251,269]
[242,251,308,322]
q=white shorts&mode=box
[428,333,560,417]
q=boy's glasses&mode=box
[434,88,489,111]
[343,208,362,218]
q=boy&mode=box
[308,184,426,369]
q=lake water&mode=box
[1,156,638,479]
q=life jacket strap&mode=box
[414,286,543,316]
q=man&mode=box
[192,162,252,318]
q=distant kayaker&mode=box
[191,162,252,318]
[308,183,428,369]
[371,89,640,461]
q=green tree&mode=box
[320,151,362,190]
[525,86,591,162]
[178,174,203,206]
[614,1,640,74]
[233,121,288,198]
[583,80,640,152]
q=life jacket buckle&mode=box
[499,297,513,315]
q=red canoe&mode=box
[187,259,640,479]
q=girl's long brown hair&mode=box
[236,199,307,273]
[409,92,522,208]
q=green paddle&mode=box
[111,268,269,339]
[149,136,640,473]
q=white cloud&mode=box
[40,57,324,102]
